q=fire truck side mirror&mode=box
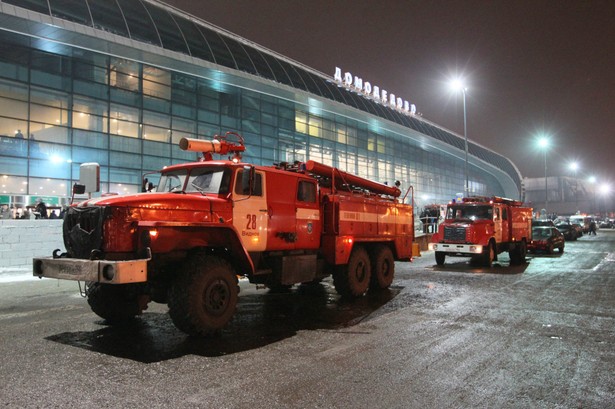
[72,183,86,195]
[242,165,255,195]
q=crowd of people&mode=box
[0,200,66,220]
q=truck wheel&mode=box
[519,241,527,263]
[333,245,371,297]
[509,241,527,265]
[435,251,446,266]
[482,243,495,267]
[370,245,395,290]
[86,283,147,324]
[168,255,238,337]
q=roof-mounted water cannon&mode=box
[179,131,245,162]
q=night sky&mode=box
[164,0,615,183]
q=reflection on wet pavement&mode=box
[46,281,401,363]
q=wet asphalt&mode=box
[0,231,613,408]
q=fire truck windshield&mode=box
[447,205,493,221]
[158,167,231,195]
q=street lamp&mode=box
[569,161,579,213]
[537,137,549,218]
[450,79,469,196]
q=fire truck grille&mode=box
[443,226,467,241]
[62,206,106,259]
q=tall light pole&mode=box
[599,184,611,216]
[588,176,596,214]
[569,161,579,213]
[451,79,468,196]
[538,137,549,218]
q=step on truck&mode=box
[33,133,414,336]
[428,196,532,267]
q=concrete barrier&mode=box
[414,233,433,251]
[0,220,65,269]
[1,221,431,269]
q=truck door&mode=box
[232,168,268,251]
[494,206,503,243]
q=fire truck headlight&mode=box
[429,243,436,251]
[470,245,483,253]
[102,264,115,281]
[140,228,159,248]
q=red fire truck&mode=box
[33,133,414,336]
[428,196,532,267]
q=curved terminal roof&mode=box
[0,0,522,192]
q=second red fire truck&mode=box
[428,196,532,267]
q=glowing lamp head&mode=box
[450,78,467,93]
[538,137,549,149]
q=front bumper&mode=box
[428,243,483,254]
[33,257,148,284]
[528,241,549,251]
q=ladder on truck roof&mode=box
[460,196,523,206]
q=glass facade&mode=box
[0,0,521,209]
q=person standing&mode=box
[589,220,597,235]
[35,200,48,219]
[0,204,11,219]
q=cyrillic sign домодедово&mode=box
[334,67,417,117]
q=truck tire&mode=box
[333,245,371,297]
[509,240,527,265]
[86,282,146,324]
[482,242,495,267]
[435,251,446,266]
[370,245,395,290]
[168,254,238,337]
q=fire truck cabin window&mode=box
[297,181,316,203]
[186,167,231,195]
[448,205,493,221]
[234,169,263,196]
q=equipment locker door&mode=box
[500,206,510,242]
[295,180,321,249]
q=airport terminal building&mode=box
[0,0,522,213]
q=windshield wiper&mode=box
[190,182,208,195]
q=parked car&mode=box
[570,223,584,238]
[556,223,579,241]
[569,215,595,234]
[532,219,555,227]
[529,226,565,254]
[599,220,613,229]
